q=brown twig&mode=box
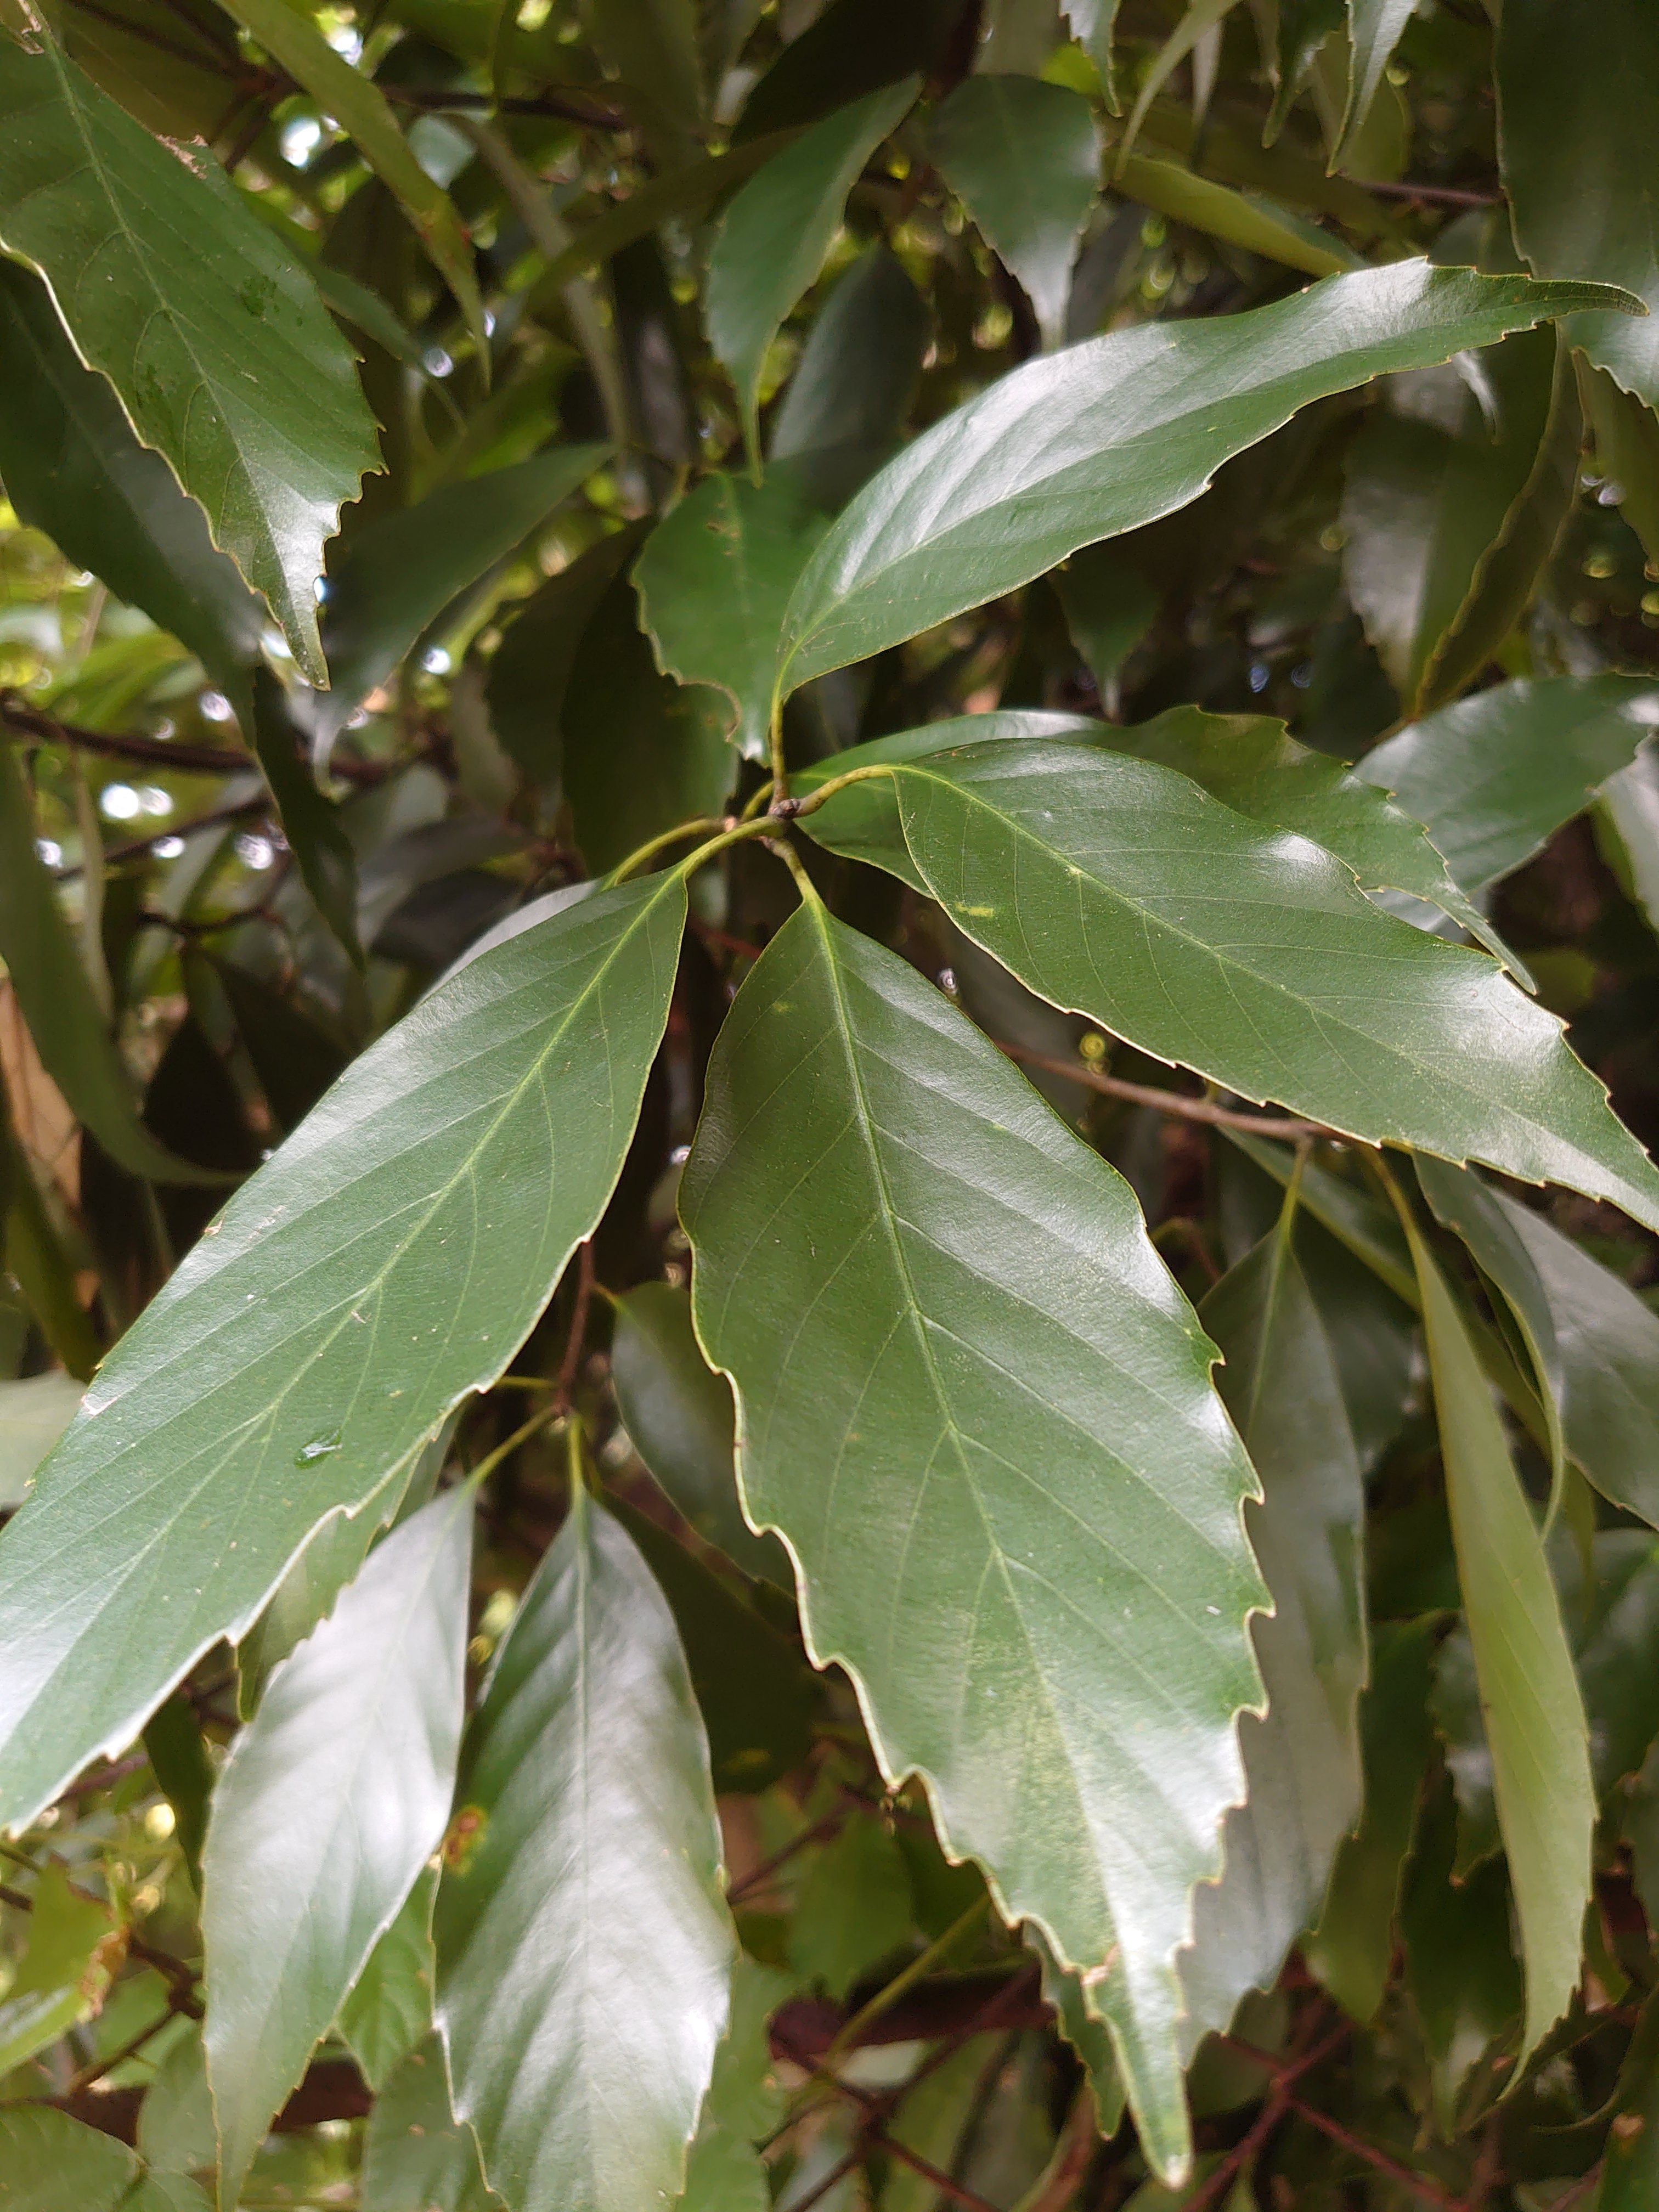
[382,82,629,130]
[2,693,250,776]
[555,1241,596,1410]
[64,2004,179,2096]
[998,1042,1331,1142]
[1284,2097,1462,2208]
[729,1804,848,1905]
[777,2038,1006,2212]
[1020,2087,1103,2212]
[54,798,269,879]
[1180,2022,1349,2211]
[1360,178,1502,206]
[52,1753,150,1805]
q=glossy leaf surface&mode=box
[1404,1210,1593,2059]
[337,1868,438,2092]
[768,246,930,505]
[681,899,1265,2182]
[707,80,918,464]
[1357,675,1659,894]
[204,1487,472,2203]
[0,40,379,679]
[820,734,1659,1232]
[0,874,684,1831]
[1339,0,1417,159]
[1179,1207,1368,2053]
[360,2033,503,2212]
[435,1487,733,2212]
[776,263,1635,695]
[929,75,1100,349]
[633,471,831,761]
[0,2107,204,2212]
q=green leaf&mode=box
[1063,0,1123,109]
[608,1281,792,1587]
[1402,1204,1593,2061]
[1338,0,1416,163]
[1267,0,1345,142]
[338,1866,439,2093]
[246,667,363,963]
[583,0,705,160]
[142,1692,213,1887]
[312,447,610,746]
[560,572,735,872]
[1111,151,1359,280]
[0,744,217,1185]
[0,2107,201,2212]
[633,472,832,762]
[816,732,1659,1232]
[1052,548,1160,702]
[360,2033,504,2212]
[1304,1616,1439,2025]
[1417,1158,1659,1533]
[1339,330,1560,714]
[434,1485,735,2212]
[0,1859,122,2075]
[1098,704,1517,971]
[0,1371,80,1508]
[776,263,1637,697]
[0,873,685,1831]
[768,246,930,506]
[484,526,646,786]
[204,1487,472,2205]
[680,898,1265,2185]
[1399,1770,1522,2128]
[1032,1928,1126,2138]
[929,75,1101,350]
[1499,0,1659,410]
[1356,674,1659,896]
[0,41,380,681]
[675,1957,794,2212]
[0,259,265,687]
[1178,1204,1368,2051]
[789,1812,914,2001]
[212,0,484,359]
[707,78,919,467]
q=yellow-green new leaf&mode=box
[0,1860,122,2076]
[1403,1209,1593,2061]
[0,41,380,680]
[776,262,1638,697]
[212,0,485,362]
[681,899,1266,2183]
[435,1487,735,2212]
[0,875,685,1833]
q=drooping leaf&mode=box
[1178,1204,1368,2052]
[681,897,1266,2184]
[0,745,216,1185]
[204,1486,472,2205]
[310,446,609,746]
[0,2107,203,2212]
[560,571,735,871]
[360,2033,504,2212]
[608,1280,792,1587]
[1356,674,1659,896]
[337,1866,439,2092]
[775,263,1637,697]
[1063,0,1123,109]
[1499,0,1659,410]
[1597,1989,1659,2210]
[1052,547,1160,703]
[484,525,647,786]
[0,873,685,1831]
[582,0,706,162]
[1304,1616,1439,2024]
[211,0,485,357]
[1403,1206,1593,2060]
[1339,331,1559,714]
[245,667,363,962]
[1111,151,1358,280]
[1338,0,1417,163]
[675,1957,794,2212]
[1417,1158,1659,1533]
[0,259,266,687]
[0,40,380,680]
[0,1859,123,2076]
[929,75,1101,351]
[1267,0,1344,143]
[768,246,930,506]
[434,1485,735,2212]
[633,472,832,762]
[707,78,919,466]
[0,1372,81,1508]
[808,733,1659,1233]
[1399,1769,1523,2127]
[142,1692,213,1887]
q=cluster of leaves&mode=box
[8,0,1659,2207]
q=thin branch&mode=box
[64,2005,178,2096]
[53,1752,150,1805]
[729,1804,848,1906]
[382,82,629,129]
[1180,2023,1348,2212]
[1284,2096,1462,2209]
[2,693,249,776]
[997,1042,1332,1141]
[555,1240,596,1410]
[1360,178,1502,206]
